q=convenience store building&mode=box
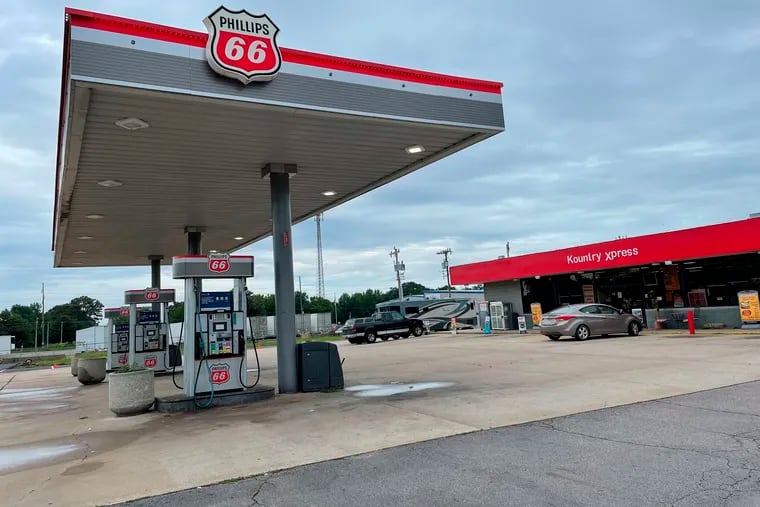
[449,217,760,330]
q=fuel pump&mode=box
[104,307,129,371]
[172,254,256,401]
[124,288,178,372]
[193,291,247,394]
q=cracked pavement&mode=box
[116,381,760,507]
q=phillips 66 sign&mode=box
[203,6,282,84]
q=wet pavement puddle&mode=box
[0,386,78,416]
[345,382,455,397]
[0,443,85,475]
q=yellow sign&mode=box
[530,303,542,325]
[738,290,760,323]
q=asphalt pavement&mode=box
[117,380,760,507]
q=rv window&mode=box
[406,307,419,314]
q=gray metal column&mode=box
[263,163,298,393]
[149,255,162,312]
[128,303,136,366]
[183,228,204,397]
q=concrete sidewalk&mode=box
[1,332,760,506]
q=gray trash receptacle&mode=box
[297,341,344,392]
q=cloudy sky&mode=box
[1,0,759,312]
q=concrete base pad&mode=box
[154,385,275,413]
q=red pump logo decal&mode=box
[118,355,127,365]
[208,252,231,274]
[144,356,157,368]
[210,364,230,384]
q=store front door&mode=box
[490,302,506,330]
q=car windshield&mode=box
[345,319,355,325]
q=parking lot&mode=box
[2,331,760,506]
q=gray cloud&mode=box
[1,0,759,311]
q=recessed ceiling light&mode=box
[115,117,150,130]
[74,250,87,254]
[97,179,123,187]
[322,190,336,196]
[405,144,425,154]
[86,214,104,219]
[208,249,218,253]
[77,235,93,240]
[234,236,244,241]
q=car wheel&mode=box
[628,321,641,336]
[412,325,424,337]
[381,336,389,341]
[365,331,377,343]
[392,335,401,340]
[548,335,560,341]
[575,325,591,341]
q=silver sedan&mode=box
[538,304,643,341]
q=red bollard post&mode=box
[687,310,696,335]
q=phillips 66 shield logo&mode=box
[208,252,230,274]
[210,364,231,385]
[144,287,159,301]
[144,355,157,368]
[203,6,282,84]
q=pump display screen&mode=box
[201,292,232,312]
[115,324,130,333]
[146,329,156,337]
[213,322,227,332]
[138,311,160,324]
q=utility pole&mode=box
[34,318,38,352]
[437,248,453,299]
[60,321,63,344]
[333,293,338,325]
[506,242,510,258]
[41,282,45,348]
[315,214,325,298]
[390,247,405,301]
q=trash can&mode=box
[297,341,344,392]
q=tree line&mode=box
[167,281,481,324]
[0,296,104,348]
[1,282,483,347]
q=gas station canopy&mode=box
[53,8,505,267]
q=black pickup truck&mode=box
[343,311,425,344]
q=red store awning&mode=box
[450,217,760,285]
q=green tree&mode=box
[44,303,93,343]
[309,296,334,314]
[247,294,275,316]
[168,302,184,323]
[70,296,104,321]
